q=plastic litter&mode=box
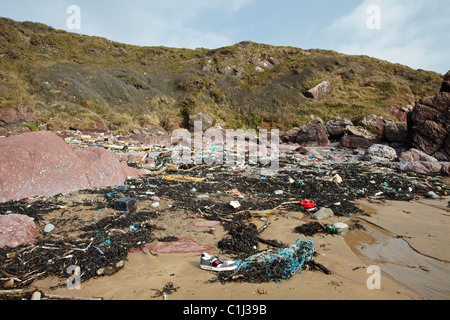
[300,200,316,209]
[229,201,241,209]
[113,197,136,211]
[220,238,314,283]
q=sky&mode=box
[0,0,449,74]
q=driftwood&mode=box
[44,293,103,300]
[0,287,36,296]
[309,259,332,275]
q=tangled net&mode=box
[218,238,314,284]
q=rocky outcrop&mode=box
[359,114,386,136]
[0,106,37,124]
[389,104,414,123]
[407,71,450,161]
[440,70,450,93]
[340,125,378,149]
[384,121,407,143]
[304,81,332,100]
[0,131,141,203]
[283,127,301,143]
[296,118,329,147]
[326,116,353,138]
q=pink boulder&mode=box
[0,214,38,248]
[0,131,142,203]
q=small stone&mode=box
[311,208,334,220]
[44,224,55,233]
[333,222,349,233]
[427,191,439,199]
[31,291,42,300]
[329,174,343,184]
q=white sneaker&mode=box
[200,253,237,271]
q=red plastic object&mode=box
[300,200,316,209]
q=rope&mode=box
[232,238,314,283]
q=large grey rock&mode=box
[363,144,397,162]
[304,81,332,100]
[296,118,329,147]
[311,208,334,220]
[340,125,378,149]
[326,117,353,137]
[359,114,386,136]
[384,121,407,143]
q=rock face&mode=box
[389,104,414,123]
[440,70,450,93]
[0,214,38,248]
[407,72,450,161]
[304,81,332,100]
[189,112,213,132]
[0,106,37,124]
[326,116,353,138]
[0,131,141,203]
[296,118,329,147]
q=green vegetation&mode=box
[0,17,444,132]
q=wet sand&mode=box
[34,196,450,300]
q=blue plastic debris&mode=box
[233,238,314,283]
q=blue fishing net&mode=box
[229,238,314,283]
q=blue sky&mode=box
[1,0,449,73]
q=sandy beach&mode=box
[34,195,450,301]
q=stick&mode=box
[0,288,37,296]
[44,293,103,301]
[310,259,332,275]
[257,219,271,234]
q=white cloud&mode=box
[329,0,448,72]
[80,0,255,48]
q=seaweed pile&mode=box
[217,212,260,259]
[294,222,340,237]
[0,209,159,296]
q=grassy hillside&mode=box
[0,17,444,133]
